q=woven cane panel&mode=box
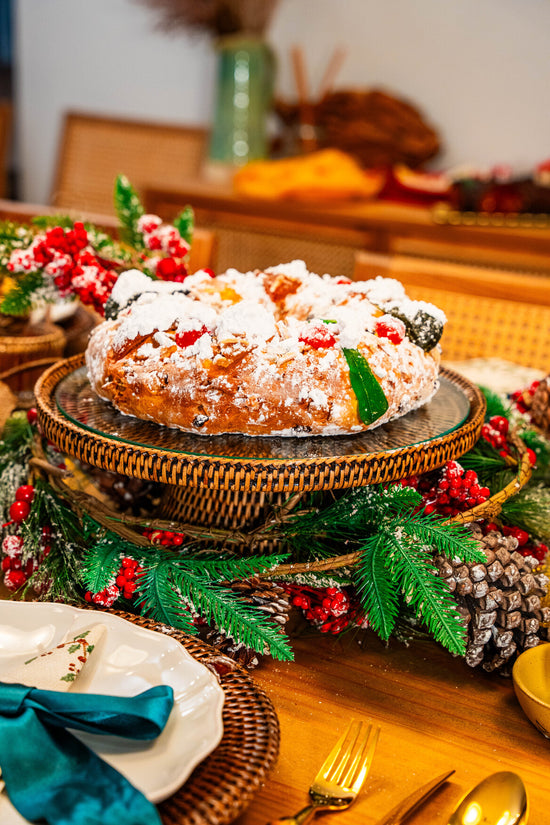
[211,225,358,279]
[52,113,208,214]
[106,613,279,825]
[404,285,550,371]
[35,355,485,494]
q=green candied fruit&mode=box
[387,308,444,351]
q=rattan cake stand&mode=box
[35,354,485,530]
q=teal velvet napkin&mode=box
[0,681,174,825]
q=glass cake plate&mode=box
[55,366,470,462]
[35,356,484,492]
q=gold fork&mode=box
[268,719,380,825]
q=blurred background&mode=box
[2,0,550,203]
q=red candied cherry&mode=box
[375,319,405,345]
[299,323,337,350]
[336,277,352,284]
[175,325,209,349]
[9,500,31,523]
[15,485,35,504]
[201,268,216,278]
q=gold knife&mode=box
[374,769,455,825]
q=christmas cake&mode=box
[85,261,446,437]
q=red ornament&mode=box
[26,408,38,425]
[9,501,31,523]
[15,485,35,504]
[4,569,27,591]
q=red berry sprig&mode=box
[84,556,144,606]
[421,461,491,517]
[116,557,144,601]
[511,380,540,414]
[1,533,39,592]
[284,584,360,634]
[143,528,185,546]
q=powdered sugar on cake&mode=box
[86,261,445,437]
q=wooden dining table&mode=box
[232,629,549,825]
[0,195,547,823]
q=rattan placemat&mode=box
[113,612,279,825]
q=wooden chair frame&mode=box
[51,111,208,215]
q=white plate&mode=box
[0,602,224,821]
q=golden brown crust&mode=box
[86,264,443,437]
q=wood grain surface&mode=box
[1,588,547,823]
[232,631,549,825]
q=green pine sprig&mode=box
[114,175,145,250]
[500,483,550,543]
[173,206,194,246]
[1,270,45,316]
[80,528,293,660]
[136,548,293,660]
[479,385,511,419]
[283,484,483,654]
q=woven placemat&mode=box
[113,612,279,825]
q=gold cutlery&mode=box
[447,771,528,825]
[268,719,380,825]
[374,769,455,825]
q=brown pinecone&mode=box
[204,577,291,669]
[530,375,550,436]
[435,524,550,674]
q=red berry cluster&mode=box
[511,380,540,414]
[7,222,119,315]
[416,461,491,517]
[138,213,190,283]
[1,534,37,591]
[1,483,50,592]
[142,528,185,546]
[375,317,406,345]
[84,556,143,606]
[299,322,337,350]
[284,584,359,634]
[481,415,537,466]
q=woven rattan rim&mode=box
[0,327,66,353]
[35,354,486,493]
[109,611,279,825]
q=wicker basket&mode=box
[0,324,66,392]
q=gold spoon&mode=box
[447,771,528,825]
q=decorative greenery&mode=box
[0,271,45,317]
[113,175,145,251]
[281,484,483,654]
[173,206,194,246]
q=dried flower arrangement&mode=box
[135,0,280,37]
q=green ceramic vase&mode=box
[208,35,275,169]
